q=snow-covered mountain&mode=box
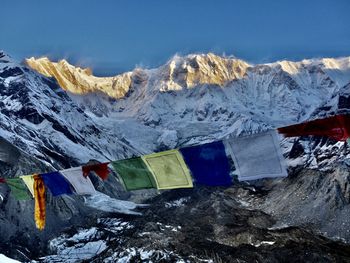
[26,52,350,155]
[27,53,350,125]
[2,50,350,169]
[1,50,350,261]
[0,51,145,171]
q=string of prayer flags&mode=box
[111,157,156,191]
[225,130,288,181]
[60,167,96,195]
[6,178,31,200]
[1,113,349,232]
[278,114,350,141]
[142,149,193,190]
[41,171,73,196]
[20,175,35,197]
[33,174,46,230]
[82,163,110,181]
[180,141,232,186]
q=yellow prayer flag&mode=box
[142,149,193,190]
[20,175,35,197]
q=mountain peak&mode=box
[26,57,133,98]
[161,53,249,90]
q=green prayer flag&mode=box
[112,157,156,191]
[347,138,350,144]
[142,149,193,190]
[6,178,32,200]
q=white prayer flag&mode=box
[225,130,288,181]
[60,167,96,195]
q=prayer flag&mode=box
[142,149,193,190]
[20,175,35,197]
[111,157,156,191]
[34,174,46,230]
[82,163,110,180]
[225,130,288,181]
[180,141,232,186]
[60,167,96,195]
[6,177,31,200]
[0,178,5,183]
[41,171,73,196]
[278,114,350,141]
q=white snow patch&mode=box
[237,199,250,208]
[43,240,107,263]
[97,218,133,233]
[253,241,276,247]
[0,254,21,263]
[156,222,182,232]
[68,228,99,242]
[84,191,146,215]
[165,197,190,208]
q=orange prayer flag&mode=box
[33,174,46,231]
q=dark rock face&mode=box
[255,167,350,243]
[0,66,23,78]
[24,187,350,262]
[0,138,20,165]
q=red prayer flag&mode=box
[278,114,350,141]
[82,162,110,180]
[0,178,6,183]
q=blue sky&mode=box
[1,0,349,75]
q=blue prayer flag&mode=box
[41,171,73,196]
[180,141,232,186]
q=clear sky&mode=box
[1,0,349,75]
